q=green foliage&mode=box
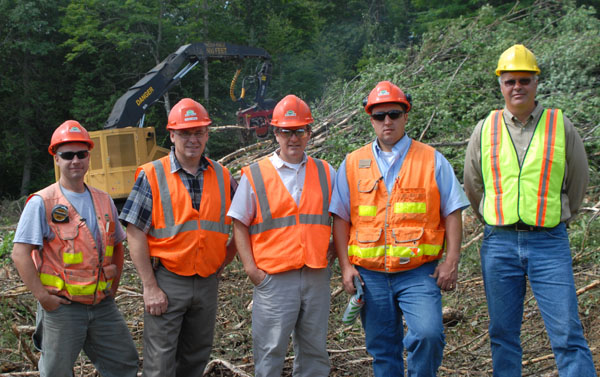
[317,1,600,182]
[0,231,14,261]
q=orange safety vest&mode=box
[31,183,117,305]
[346,141,445,272]
[242,156,332,274]
[140,155,232,277]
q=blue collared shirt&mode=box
[329,135,469,222]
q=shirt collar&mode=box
[503,101,543,127]
[169,147,209,175]
[372,134,412,159]
[270,149,308,169]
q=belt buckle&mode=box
[515,222,531,231]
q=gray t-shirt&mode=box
[14,186,125,249]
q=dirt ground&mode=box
[0,208,599,376]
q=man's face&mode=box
[54,142,90,181]
[370,103,408,152]
[274,126,311,164]
[169,126,209,161]
[499,71,537,113]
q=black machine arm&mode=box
[104,42,271,129]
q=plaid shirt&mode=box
[119,149,237,233]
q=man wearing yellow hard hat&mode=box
[464,45,596,376]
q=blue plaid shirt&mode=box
[119,149,237,233]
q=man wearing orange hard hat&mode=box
[464,44,596,376]
[330,81,469,376]
[120,98,237,376]
[228,94,335,376]
[12,120,138,376]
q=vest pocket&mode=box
[391,227,424,244]
[355,228,383,244]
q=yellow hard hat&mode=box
[495,44,541,76]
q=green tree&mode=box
[0,0,68,197]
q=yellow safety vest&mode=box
[481,109,565,227]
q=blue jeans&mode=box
[34,297,138,377]
[358,263,445,377]
[480,223,597,377]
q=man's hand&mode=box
[38,291,71,312]
[341,265,362,294]
[431,257,459,291]
[247,267,267,286]
[143,283,169,316]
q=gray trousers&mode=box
[34,298,138,377]
[252,266,331,377]
[142,265,218,377]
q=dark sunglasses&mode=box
[57,150,89,160]
[277,128,309,138]
[371,110,405,121]
[502,78,532,87]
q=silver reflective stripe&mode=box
[299,213,329,225]
[248,158,330,234]
[201,220,231,233]
[149,158,230,239]
[199,159,229,235]
[149,160,198,238]
[537,109,556,226]
[249,216,296,235]
[248,162,296,234]
[151,221,198,238]
[299,159,330,225]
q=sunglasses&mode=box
[276,128,309,138]
[371,110,405,121]
[57,150,89,160]
[502,78,532,87]
[174,129,208,139]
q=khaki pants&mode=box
[252,266,331,377]
[142,265,218,377]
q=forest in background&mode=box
[1,0,599,198]
[0,1,599,375]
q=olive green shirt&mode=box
[464,103,589,224]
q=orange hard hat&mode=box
[270,94,313,128]
[167,98,212,130]
[364,81,411,114]
[48,120,94,155]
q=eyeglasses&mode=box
[57,150,89,160]
[175,129,208,139]
[276,128,309,138]
[371,110,405,121]
[502,78,533,87]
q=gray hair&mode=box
[498,74,539,85]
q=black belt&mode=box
[505,222,549,232]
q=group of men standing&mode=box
[11,44,597,377]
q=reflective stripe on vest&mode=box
[33,182,116,305]
[40,273,112,296]
[248,158,330,235]
[149,158,230,238]
[481,109,565,227]
[347,141,445,273]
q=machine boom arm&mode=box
[104,42,271,129]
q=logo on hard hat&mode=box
[284,110,297,117]
[378,90,390,96]
[69,126,82,133]
[184,109,198,122]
